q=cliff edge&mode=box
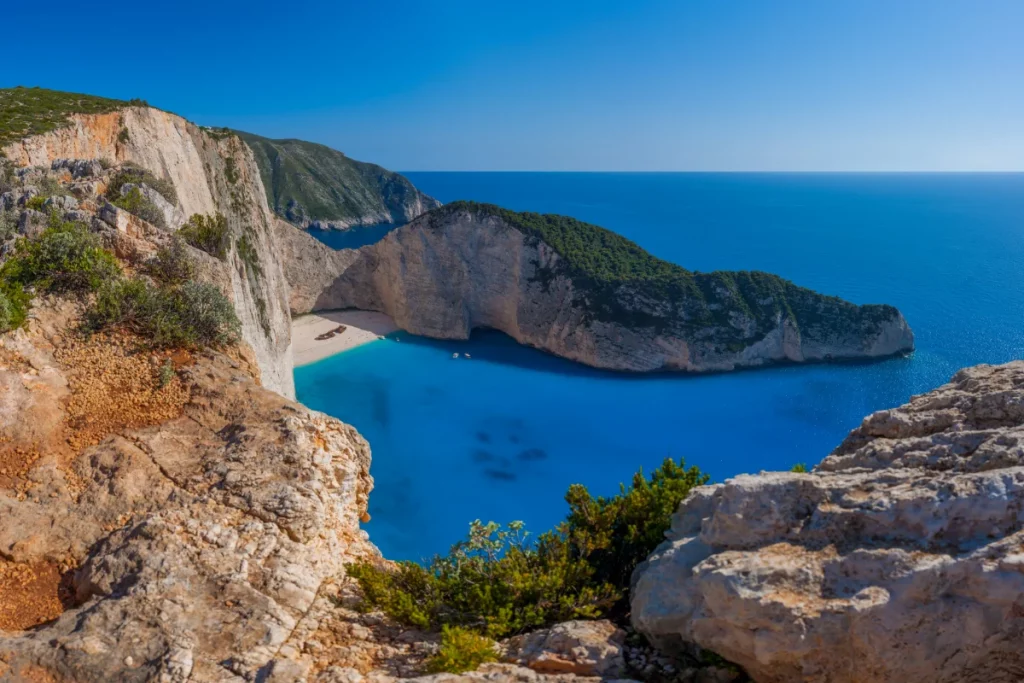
[1,87,295,398]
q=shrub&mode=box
[425,626,497,674]
[790,463,808,473]
[0,280,31,333]
[25,195,47,211]
[105,164,177,205]
[561,458,709,596]
[158,359,175,388]
[178,213,228,259]
[88,277,240,349]
[35,175,62,198]
[348,457,707,638]
[113,187,167,229]
[0,214,120,294]
[146,237,195,285]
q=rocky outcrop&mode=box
[2,106,295,398]
[0,304,375,682]
[631,360,1024,683]
[502,621,626,678]
[295,202,913,373]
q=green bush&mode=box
[105,164,177,205]
[425,626,497,674]
[0,281,30,332]
[790,463,808,473]
[112,187,167,229]
[0,214,120,294]
[178,213,229,259]
[562,458,710,596]
[146,237,195,285]
[348,457,707,638]
[88,277,240,349]
[25,195,46,211]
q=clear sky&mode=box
[5,0,1023,171]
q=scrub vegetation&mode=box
[348,458,708,639]
[0,86,126,146]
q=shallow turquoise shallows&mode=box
[295,172,1024,562]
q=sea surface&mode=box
[295,172,1024,562]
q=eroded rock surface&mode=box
[0,305,375,682]
[632,361,1024,683]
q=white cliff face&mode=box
[3,108,295,398]
[631,360,1024,683]
[295,208,913,372]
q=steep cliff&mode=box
[1,88,295,397]
[301,202,913,372]
[631,360,1024,683]
[236,131,441,230]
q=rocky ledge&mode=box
[631,360,1024,683]
[296,201,913,373]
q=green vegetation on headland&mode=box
[430,201,901,342]
[0,86,141,146]
[348,458,708,638]
[235,130,438,227]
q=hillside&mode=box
[235,131,441,230]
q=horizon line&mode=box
[399,169,1024,174]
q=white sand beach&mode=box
[292,310,399,366]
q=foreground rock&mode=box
[289,202,913,373]
[502,621,625,678]
[632,361,1024,683]
[0,308,375,681]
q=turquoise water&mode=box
[296,173,1024,562]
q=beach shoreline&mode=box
[292,310,399,366]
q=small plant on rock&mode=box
[158,359,175,388]
[112,187,167,229]
[178,213,229,259]
[146,237,195,286]
[425,626,498,674]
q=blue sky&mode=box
[5,0,1022,171]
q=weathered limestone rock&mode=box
[3,107,295,398]
[0,319,376,681]
[503,621,625,678]
[283,205,913,373]
[631,360,1024,683]
[274,217,360,315]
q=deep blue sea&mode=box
[295,173,1024,562]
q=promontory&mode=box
[282,201,915,372]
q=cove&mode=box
[295,172,1024,562]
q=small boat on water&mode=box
[465,353,472,359]
[452,353,459,359]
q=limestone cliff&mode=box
[294,202,914,372]
[2,103,295,398]
[631,360,1024,683]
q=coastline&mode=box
[292,310,399,366]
